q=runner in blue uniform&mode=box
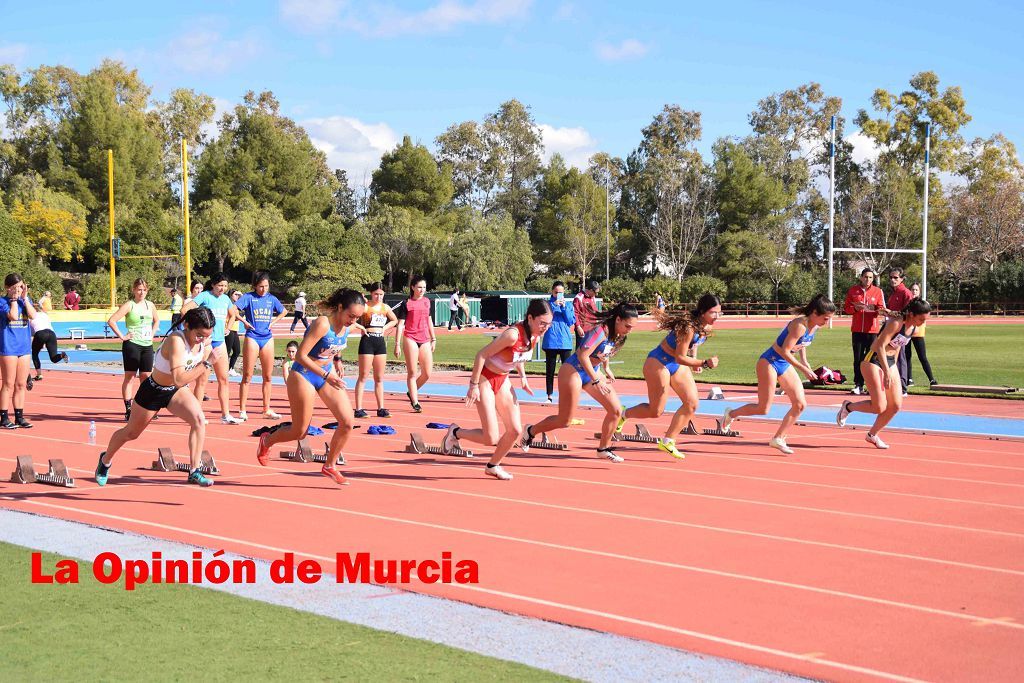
[0,273,36,429]
[619,293,722,460]
[836,299,932,449]
[721,294,836,455]
[180,273,243,425]
[236,271,287,421]
[256,288,366,486]
[523,303,638,463]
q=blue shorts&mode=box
[759,348,792,376]
[647,345,680,375]
[293,362,329,391]
[246,334,273,350]
[212,340,223,349]
[564,355,595,384]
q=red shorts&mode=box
[480,366,508,394]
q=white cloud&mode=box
[539,123,598,169]
[199,97,236,144]
[279,0,532,37]
[164,27,262,74]
[595,38,649,62]
[302,115,400,185]
[846,130,882,167]
[0,43,29,66]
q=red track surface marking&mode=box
[3,371,1023,682]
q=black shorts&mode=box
[134,376,179,411]
[358,334,387,356]
[122,341,155,373]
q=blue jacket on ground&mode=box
[542,295,576,350]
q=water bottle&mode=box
[88,420,97,446]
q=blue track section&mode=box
[48,350,1024,439]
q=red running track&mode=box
[2,371,1023,682]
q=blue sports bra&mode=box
[306,325,350,365]
[773,319,817,352]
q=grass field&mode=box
[0,542,567,681]
[78,324,1024,397]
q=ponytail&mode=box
[659,293,720,338]
[592,302,638,350]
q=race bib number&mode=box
[370,313,388,327]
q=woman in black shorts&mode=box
[353,283,398,418]
[107,278,160,421]
[95,307,216,487]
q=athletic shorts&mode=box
[134,376,179,411]
[246,334,273,350]
[647,344,681,375]
[480,366,509,394]
[867,351,897,369]
[358,333,387,356]
[293,362,331,392]
[564,355,595,385]
[122,340,155,373]
[759,348,792,376]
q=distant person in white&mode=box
[448,289,463,331]
[290,291,308,332]
[28,309,68,389]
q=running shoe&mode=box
[95,453,110,486]
[238,411,248,422]
[615,414,627,434]
[188,469,214,487]
[441,424,460,455]
[15,417,32,429]
[256,432,271,466]
[228,369,240,377]
[656,438,685,460]
[720,408,734,433]
[354,409,368,419]
[221,414,242,425]
[865,433,890,450]
[545,396,553,404]
[26,376,33,391]
[836,400,852,427]
[929,379,938,386]
[597,448,624,463]
[520,424,534,452]
[485,464,513,480]
[907,378,914,386]
[321,465,349,486]
[0,418,14,429]
[264,410,281,419]
[33,373,44,380]
[769,437,793,455]
[851,386,863,395]
[376,408,390,418]
[59,352,69,363]
[124,407,131,422]
[411,403,423,413]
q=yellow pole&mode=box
[182,139,191,295]
[108,149,116,310]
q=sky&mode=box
[2,0,1022,184]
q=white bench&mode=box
[69,328,86,340]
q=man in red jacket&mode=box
[843,268,886,395]
[884,267,915,394]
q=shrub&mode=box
[640,275,681,306]
[780,268,827,306]
[679,274,728,303]
[600,276,642,305]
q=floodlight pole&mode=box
[922,122,930,300]
[605,161,610,280]
[182,139,192,296]
[828,116,836,328]
[108,149,116,310]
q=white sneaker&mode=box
[598,448,624,463]
[720,408,734,432]
[202,417,209,425]
[264,410,281,419]
[851,386,863,395]
[442,424,460,455]
[866,433,889,449]
[485,464,513,480]
[769,437,794,455]
[545,396,553,404]
[836,401,852,427]
[238,411,248,422]
[228,369,240,377]
[221,414,242,425]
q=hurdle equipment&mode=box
[280,438,345,466]
[929,383,1018,395]
[10,456,75,487]
[599,423,658,443]
[706,387,725,400]
[406,433,474,458]
[151,447,219,475]
[523,432,568,451]
[682,420,741,437]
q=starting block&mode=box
[600,423,658,443]
[10,456,75,487]
[683,420,741,438]
[523,432,568,451]
[706,387,725,400]
[280,438,345,466]
[151,447,219,475]
[406,433,474,458]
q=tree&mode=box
[485,99,543,229]
[361,204,440,291]
[947,177,1024,273]
[152,87,216,181]
[194,91,335,221]
[241,202,294,273]
[192,198,255,271]
[370,135,453,213]
[332,169,358,227]
[435,121,498,211]
[712,139,791,234]
[434,208,533,290]
[7,171,88,261]
[856,71,971,173]
[0,202,33,275]
[717,230,790,302]
[282,215,383,298]
[559,169,610,284]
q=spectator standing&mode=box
[39,291,53,312]
[842,268,886,395]
[883,267,916,395]
[290,291,308,332]
[169,288,183,329]
[448,289,463,330]
[542,280,577,403]
[906,282,938,386]
[573,280,601,349]
[64,288,81,311]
